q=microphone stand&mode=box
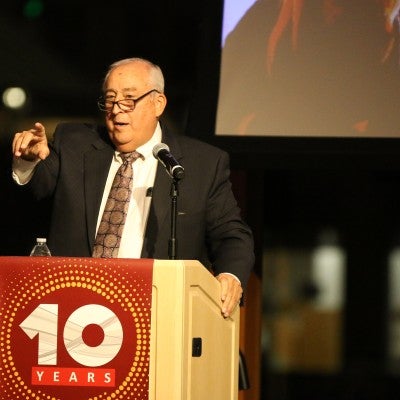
[169,177,180,260]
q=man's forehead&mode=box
[104,87,140,94]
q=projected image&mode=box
[216,0,400,137]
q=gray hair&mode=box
[102,57,165,93]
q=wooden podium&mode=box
[0,257,239,400]
[150,260,240,400]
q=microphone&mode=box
[152,143,185,180]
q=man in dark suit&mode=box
[12,57,254,317]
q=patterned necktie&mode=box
[92,151,142,258]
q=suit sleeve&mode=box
[26,128,64,201]
[205,150,255,288]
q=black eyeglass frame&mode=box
[97,89,160,112]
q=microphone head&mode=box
[152,143,170,158]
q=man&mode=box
[12,57,254,317]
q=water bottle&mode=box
[30,238,52,256]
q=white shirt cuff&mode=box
[12,157,40,185]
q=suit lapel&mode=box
[141,127,183,257]
[84,140,114,247]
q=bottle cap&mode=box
[36,238,47,243]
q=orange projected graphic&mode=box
[217,0,400,137]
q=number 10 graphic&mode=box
[20,304,124,367]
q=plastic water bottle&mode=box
[30,238,52,256]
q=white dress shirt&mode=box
[96,125,161,257]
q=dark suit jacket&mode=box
[27,122,254,285]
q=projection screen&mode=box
[216,0,400,137]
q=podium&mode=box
[0,257,239,400]
[150,259,239,399]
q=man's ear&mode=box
[155,93,167,118]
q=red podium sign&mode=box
[0,256,153,400]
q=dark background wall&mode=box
[2,1,400,399]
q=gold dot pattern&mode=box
[0,257,152,400]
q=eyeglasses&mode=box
[97,89,159,112]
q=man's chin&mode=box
[109,130,132,145]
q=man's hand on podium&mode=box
[216,273,243,318]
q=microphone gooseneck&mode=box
[152,143,185,181]
[152,142,184,259]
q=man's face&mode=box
[103,61,166,152]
